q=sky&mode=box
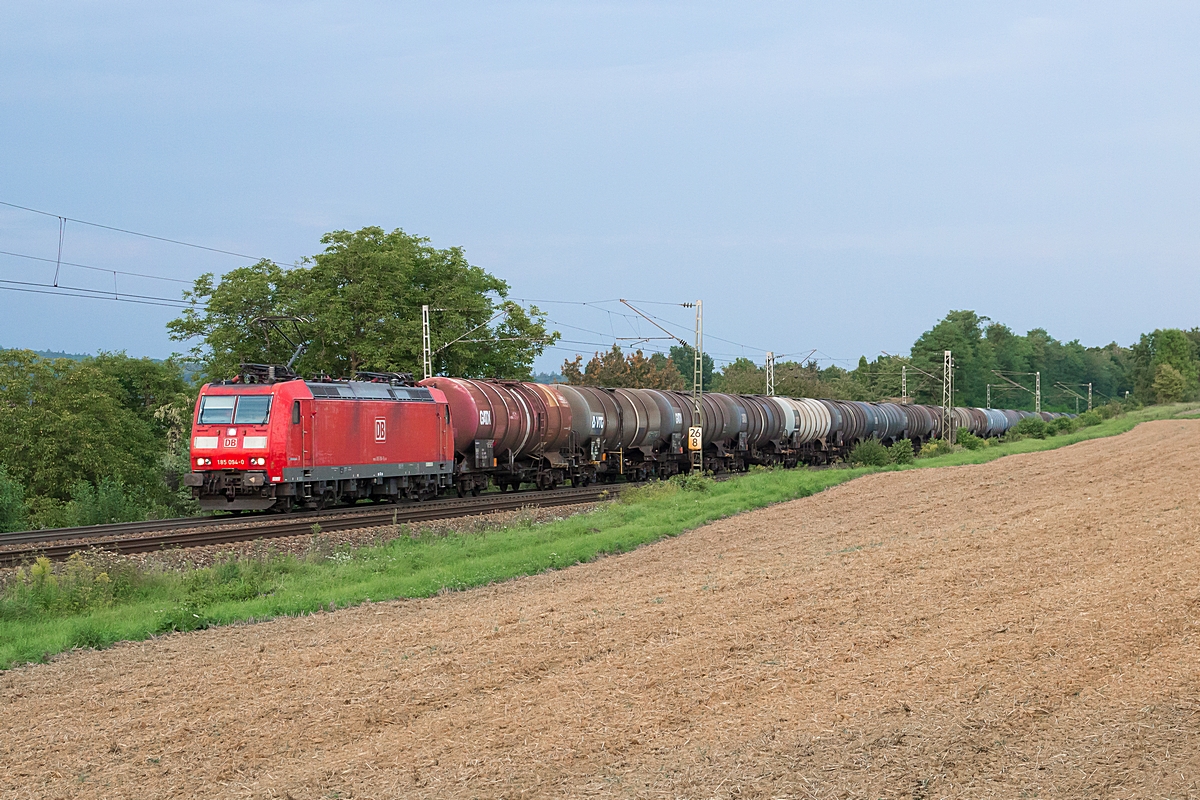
[1,2,1198,374]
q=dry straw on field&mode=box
[3,421,1200,798]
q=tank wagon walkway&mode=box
[4,420,1200,798]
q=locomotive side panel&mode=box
[300,396,451,481]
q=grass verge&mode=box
[1,403,1194,669]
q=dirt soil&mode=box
[4,420,1200,799]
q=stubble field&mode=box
[3,419,1199,798]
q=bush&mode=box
[917,439,967,458]
[1015,416,1048,439]
[6,554,115,615]
[619,479,680,505]
[849,438,891,467]
[956,429,984,450]
[1077,410,1102,427]
[1097,402,1122,420]
[64,479,158,527]
[1050,416,1077,435]
[671,472,713,492]
[887,439,915,465]
[0,467,28,533]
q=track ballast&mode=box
[0,484,626,567]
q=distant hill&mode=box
[31,349,91,361]
[3,347,203,384]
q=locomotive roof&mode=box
[203,380,435,402]
[304,381,435,402]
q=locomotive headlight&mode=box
[195,457,210,466]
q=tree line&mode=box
[563,310,1200,411]
[2,221,1197,532]
[0,351,195,531]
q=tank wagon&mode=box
[187,367,1051,511]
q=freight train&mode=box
[185,369,1068,512]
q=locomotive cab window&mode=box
[292,400,301,424]
[233,396,272,425]
[198,396,236,425]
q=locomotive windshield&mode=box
[198,395,271,425]
[198,396,236,424]
[233,396,272,424]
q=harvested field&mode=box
[3,420,1200,798]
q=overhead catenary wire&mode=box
[0,249,196,284]
[0,276,196,308]
[0,200,267,261]
[0,282,196,309]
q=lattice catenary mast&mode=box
[942,350,954,442]
[421,304,433,380]
[691,300,703,472]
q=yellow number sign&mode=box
[688,426,703,451]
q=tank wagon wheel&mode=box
[471,484,481,497]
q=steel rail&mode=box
[0,485,623,548]
[0,484,627,566]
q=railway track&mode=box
[0,484,628,566]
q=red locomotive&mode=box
[185,370,454,512]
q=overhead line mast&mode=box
[943,350,954,443]
[690,301,703,473]
[422,304,432,380]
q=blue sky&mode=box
[2,2,1198,373]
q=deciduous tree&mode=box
[169,227,558,382]
[562,346,685,389]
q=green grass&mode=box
[1,403,1193,669]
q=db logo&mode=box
[222,437,237,448]
[374,418,387,442]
